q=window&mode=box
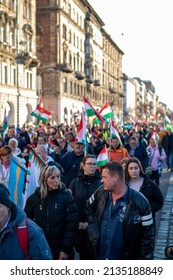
[9,27,15,46]
[11,65,16,85]
[70,81,73,94]
[25,70,32,89]
[63,78,67,93]
[73,55,76,70]
[76,36,79,49]
[1,23,7,42]
[62,24,67,39]
[69,29,72,43]
[9,0,15,10]
[63,49,67,63]
[68,4,71,16]
[69,52,72,66]
[74,82,76,95]
[73,33,75,46]
[80,39,83,51]
[2,62,8,84]
[23,0,27,18]
[28,2,32,20]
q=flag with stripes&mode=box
[8,156,28,207]
[31,105,51,123]
[93,103,114,124]
[23,149,46,207]
[83,96,105,123]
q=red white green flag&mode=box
[23,149,46,207]
[2,108,8,136]
[75,107,88,154]
[150,128,160,143]
[31,105,51,123]
[110,120,122,145]
[93,103,114,124]
[83,96,105,123]
[97,146,109,167]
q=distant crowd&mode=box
[0,120,173,260]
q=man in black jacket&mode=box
[86,161,154,260]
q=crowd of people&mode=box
[0,119,173,260]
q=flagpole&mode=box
[82,107,87,156]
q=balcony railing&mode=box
[109,86,116,93]
[58,63,73,73]
[75,71,85,80]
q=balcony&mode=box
[75,71,85,80]
[109,86,116,93]
[58,63,73,73]
[15,52,39,67]
[93,80,101,86]
[86,77,93,84]
[119,92,125,98]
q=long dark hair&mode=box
[124,157,145,183]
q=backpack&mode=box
[16,218,30,260]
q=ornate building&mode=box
[36,0,124,124]
[0,0,38,127]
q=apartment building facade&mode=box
[36,0,124,124]
[0,0,38,126]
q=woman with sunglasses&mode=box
[24,165,79,260]
[69,154,102,259]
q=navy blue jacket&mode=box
[0,204,52,260]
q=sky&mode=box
[88,0,173,110]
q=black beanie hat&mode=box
[0,183,12,208]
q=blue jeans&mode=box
[166,151,173,169]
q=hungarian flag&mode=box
[110,120,122,145]
[83,97,105,123]
[150,128,160,143]
[75,107,88,154]
[97,146,109,167]
[23,149,46,207]
[31,105,51,123]
[93,103,114,124]
[165,115,171,125]
[2,108,8,136]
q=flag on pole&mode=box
[165,115,171,125]
[23,149,46,207]
[150,128,160,143]
[97,146,109,167]
[31,105,51,123]
[93,103,114,124]
[2,108,8,136]
[8,156,28,207]
[110,120,123,145]
[83,97,105,123]
[75,107,88,154]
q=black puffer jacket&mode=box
[139,175,163,219]
[69,169,102,255]
[86,186,154,260]
[24,184,79,259]
[69,169,102,222]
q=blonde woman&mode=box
[24,165,79,260]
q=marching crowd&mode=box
[0,120,173,260]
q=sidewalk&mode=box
[154,172,173,259]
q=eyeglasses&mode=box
[86,162,97,166]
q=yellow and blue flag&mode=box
[8,156,28,208]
